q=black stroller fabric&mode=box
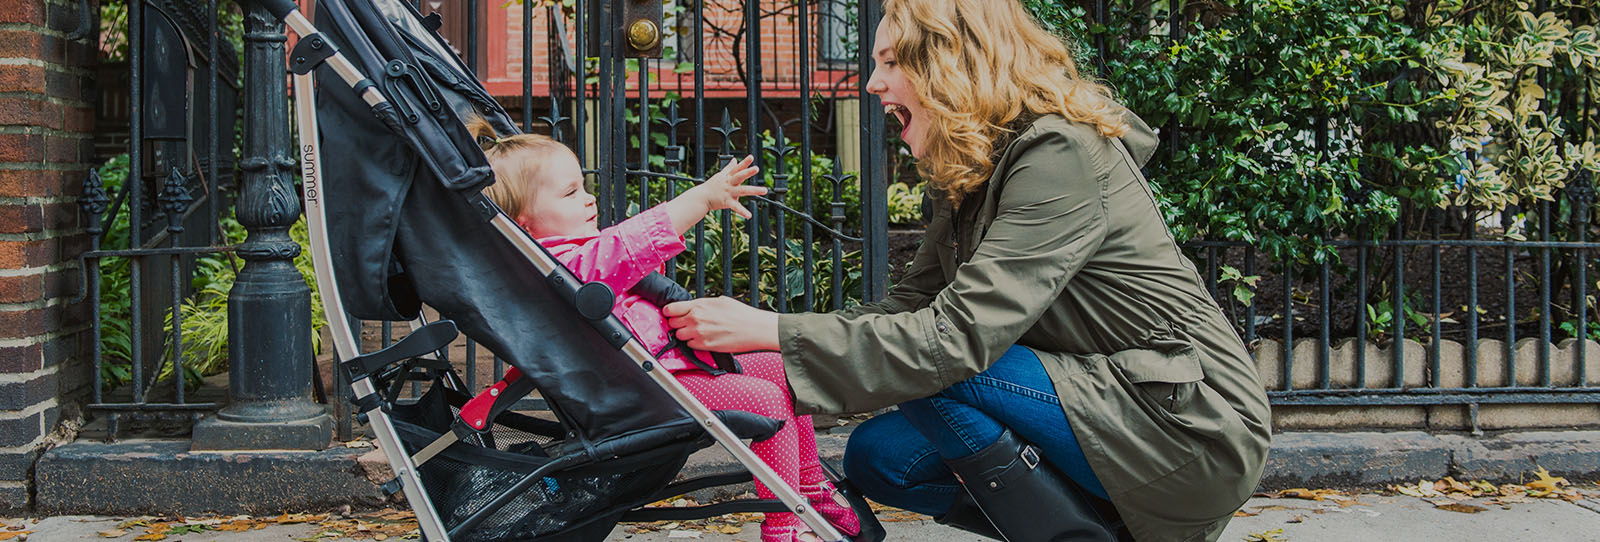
[314,0,693,443]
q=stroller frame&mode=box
[263,1,881,541]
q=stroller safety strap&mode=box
[632,273,742,375]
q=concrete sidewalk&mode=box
[7,489,1600,541]
[34,430,1600,516]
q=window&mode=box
[816,0,857,66]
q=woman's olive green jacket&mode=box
[778,113,1272,541]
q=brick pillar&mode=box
[0,0,98,512]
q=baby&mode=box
[467,117,860,542]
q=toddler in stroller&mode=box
[466,117,864,542]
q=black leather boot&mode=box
[934,491,1003,540]
[943,429,1118,542]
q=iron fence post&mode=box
[859,0,887,301]
[191,0,331,451]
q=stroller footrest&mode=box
[714,410,785,442]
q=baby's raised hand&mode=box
[698,155,765,219]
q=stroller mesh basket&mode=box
[389,383,692,541]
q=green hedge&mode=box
[1030,0,1598,264]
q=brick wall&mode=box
[0,0,97,512]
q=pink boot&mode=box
[799,480,861,537]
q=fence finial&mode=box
[160,167,193,234]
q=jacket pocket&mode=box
[1108,336,1204,425]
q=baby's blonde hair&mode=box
[881,0,1129,204]
[465,115,571,219]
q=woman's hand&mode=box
[662,296,781,352]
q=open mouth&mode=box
[884,103,912,137]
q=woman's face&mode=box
[866,22,928,158]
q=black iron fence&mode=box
[84,0,1598,441]
[79,0,239,438]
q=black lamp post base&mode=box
[190,411,333,451]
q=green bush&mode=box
[886,182,924,226]
[1025,0,1597,266]
[1098,0,1432,263]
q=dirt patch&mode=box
[1192,240,1596,345]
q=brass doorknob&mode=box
[628,19,660,51]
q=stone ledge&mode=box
[26,430,1600,514]
[1440,430,1600,482]
[1258,431,1451,489]
[34,439,384,516]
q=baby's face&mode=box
[519,152,598,238]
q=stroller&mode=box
[258,0,888,540]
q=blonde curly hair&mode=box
[880,0,1129,204]
[464,115,571,220]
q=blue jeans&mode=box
[842,345,1109,516]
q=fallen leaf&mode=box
[1233,509,1260,518]
[0,532,30,541]
[132,535,166,542]
[214,521,259,532]
[98,529,127,538]
[1244,528,1289,542]
[1286,514,1305,524]
[1391,480,1444,498]
[1526,467,1569,496]
[168,524,210,535]
[1277,488,1329,501]
[1435,502,1486,514]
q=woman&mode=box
[663,0,1271,540]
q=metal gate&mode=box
[511,0,891,309]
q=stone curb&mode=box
[34,439,385,516]
[30,430,1600,514]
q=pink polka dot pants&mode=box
[674,351,819,530]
